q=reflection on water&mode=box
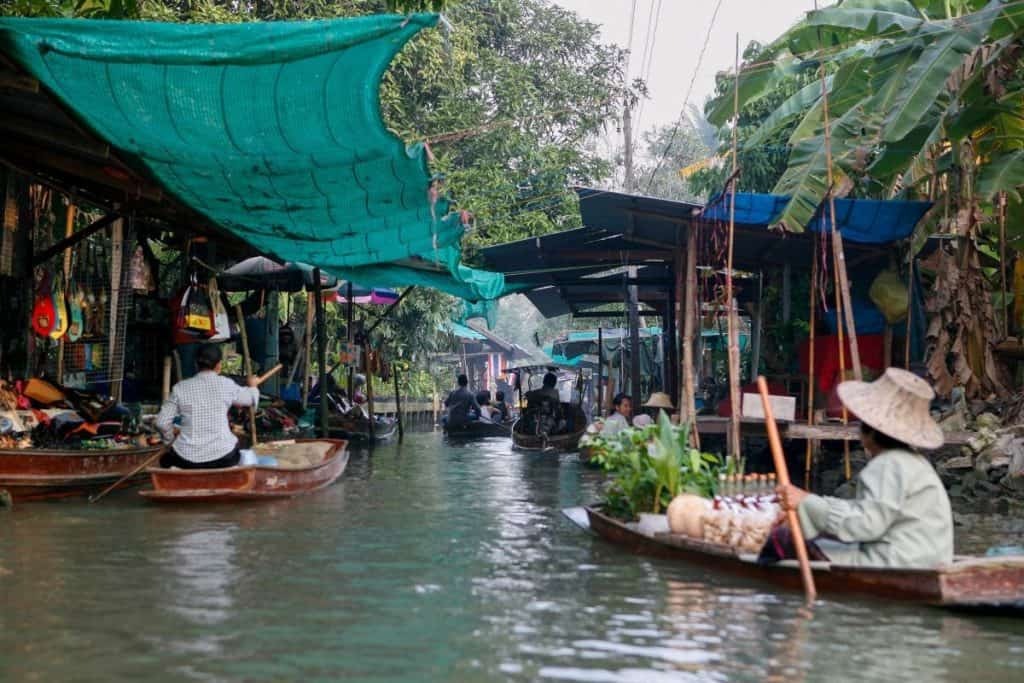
[1,432,1022,682]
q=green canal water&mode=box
[1,432,1023,682]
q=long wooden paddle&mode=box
[757,375,817,604]
[89,435,177,504]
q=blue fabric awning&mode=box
[702,193,932,244]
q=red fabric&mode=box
[798,333,885,399]
[716,381,790,418]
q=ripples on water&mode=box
[1,432,1022,682]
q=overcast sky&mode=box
[553,0,813,133]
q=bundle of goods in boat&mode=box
[702,474,780,554]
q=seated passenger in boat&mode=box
[492,391,510,422]
[598,393,633,436]
[476,391,496,422]
[444,374,480,428]
[525,373,563,434]
[776,368,953,568]
[155,345,260,469]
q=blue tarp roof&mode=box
[702,193,932,244]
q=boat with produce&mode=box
[573,505,1024,609]
[140,438,348,502]
[0,443,166,501]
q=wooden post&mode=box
[235,303,258,445]
[394,368,404,442]
[804,236,818,489]
[346,281,354,401]
[301,291,314,410]
[313,268,328,438]
[725,34,742,466]
[999,191,1009,338]
[161,355,172,401]
[597,326,604,418]
[683,224,700,447]
[365,341,376,441]
[108,215,124,402]
[56,203,75,382]
[627,267,642,399]
[904,249,914,368]
[750,271,764,379]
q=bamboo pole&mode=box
[597,326,604,417]
[804,237,818,489]
[725,33,742,465]
[758,376,817,603]
[301,291,314,410]
[235,303,258,445]
[683,224,700,448]
[999,191,1009,338]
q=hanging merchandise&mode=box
[868,269,909,324]
[171,275,215,344]
[1014,255,1024,334]
[1,175,16,277]
[49,272,71,340]
[66,245,84,342]
[207,277,232,342]
[31,271,56,338]
[129,243,155,293]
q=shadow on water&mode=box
[0,431,1022,682]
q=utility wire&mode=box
[642,0,725,193]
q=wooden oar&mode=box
[89,436,177,504]
[757,375,817,604]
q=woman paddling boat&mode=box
[773,367,953,569]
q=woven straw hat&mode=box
[836,367,943,450]
[642,392,675,410]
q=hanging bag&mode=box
[208,277,232,342]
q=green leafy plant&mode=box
[588,415,722,520]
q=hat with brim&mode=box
[642,392,675,410]
[836,367,944,450]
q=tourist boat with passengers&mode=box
[512,404,588,452]
[567,506,1024,610]
[140,438,348,502]
[0,443,166,501]
[327,414,397,444]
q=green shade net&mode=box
[0,15,505,301]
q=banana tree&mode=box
[706,0,1023,397]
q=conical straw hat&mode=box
[642,392,675,410]
[836,367,944,450]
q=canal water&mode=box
[1,432,1022,682]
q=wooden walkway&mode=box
[695,416,971,448]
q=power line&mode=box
[642,0,725,193]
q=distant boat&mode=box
[512,403,587,452]
[140,439,347,502]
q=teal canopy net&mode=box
[0,15,505,301]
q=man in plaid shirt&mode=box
[156,345,259,469]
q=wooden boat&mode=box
[0,444,164,501]
[443,419,512,439]
[140,439,348,502]
[512,403,588,452]
[577,506,1024,609]
[327,414,397,443]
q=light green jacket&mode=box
[797,449,954,568]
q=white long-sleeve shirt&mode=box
[155,371,259,463]
[797,449,954,568]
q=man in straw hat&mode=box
[776,368,953,568]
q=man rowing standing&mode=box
[155,345,260,469]
[775,368,953,568]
